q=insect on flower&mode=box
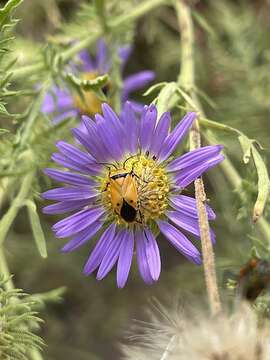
[103,155,149,224]
[43,102,224,287]
[109,169,139,223]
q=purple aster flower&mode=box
[42,102,224,287]
[42,40,155,124]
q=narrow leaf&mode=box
[143,82,166,96]
[251,146,270,222]
[26,200,47,258]
[155,82,178,116]
[238,134,253,164]
[0,0,22,30]
[0,102,9,116]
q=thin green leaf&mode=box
[0,103,9,116]
[177,86,197,110]
[238,134,253,164]
[251,145,270,222]
[0,128,9,134]
[143,82,166,96]
[155,82,179,115]
[0,0,22,30]
[26,200,47,258]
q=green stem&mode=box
[176,0,221,315]
[0,171,34,246]
[12,0,168,81]
[17,81,51,154]
[0,247,14,291]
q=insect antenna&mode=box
[97,162,118,170]
[123,154,140,169]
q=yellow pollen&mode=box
[73,72,109,116]
[99,154,171,225]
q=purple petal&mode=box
[72,125,99,159]
[83,223,116,275]
[56,141,102,175]
[121,101,139,154]
[79,50,95,71]
[101,103,125,135]
[128,101,145,114]
[56,140,96,163]
[166,210,216,244]
[167,145,223,172]
[43,200,90,215]
[158,112,196,161]
[96,39,110,73]
[44,169,95,186]
[52,207,104,238]
[51,152,100,175]
[135,229,153,284]
[122,71,155,102]
[51,110,79,125]
[169,195,216,220]
[101,104,126,154]
[175,154,224,187]
[157,220,201,265]
[72,125,108,163]
[61,221,103,252]
[96,229,125,280]
[42,187,97,201]
[117,230,134,288]
[139,104,157,151]
[42,87,73,114]
[149,112,171,156]
[42,93,55,114]
[95,114,124,160]
[118,45,132,66]
[143,228,161,281]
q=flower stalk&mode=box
[176,0,222,315]
[0,170,35,246]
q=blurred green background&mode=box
[1,0,270,359]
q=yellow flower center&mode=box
[73,72,109,116]
[99,154,171,226]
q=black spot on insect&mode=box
[120,199,137,222]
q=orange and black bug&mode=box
[109,169,139,223]
[100,155,147,223]
[237,257,270,301]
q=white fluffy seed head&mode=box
[121,299,270,360]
